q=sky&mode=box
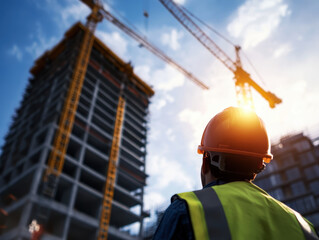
[1,0,319,230]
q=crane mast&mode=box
[159,0,282,109]
[98,95,125,239]
[45,2,102,181]
[30,2,103,240]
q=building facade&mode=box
[0,22,154,240]
[255,133,319,232]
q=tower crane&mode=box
[30,0,208,239]
[82,0,209,90]
[159,0,282,109]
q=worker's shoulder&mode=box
[154,196,193,240]
[169,195,189,211]
[157,197,189,227]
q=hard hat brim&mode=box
[197,145,273,163]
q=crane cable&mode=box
[104,0,147,39]
[181,4,268,88]
[241,51,268,87]
[180,5,236,47]
[143,0,150,36]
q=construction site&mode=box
[1,0,319,239]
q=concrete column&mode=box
[61,141,84,239]
[18,201,33,237]
[62,79,100,240]
[30,124,55,196]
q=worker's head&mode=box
[198,107,272,186]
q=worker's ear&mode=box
[201,153,210,175]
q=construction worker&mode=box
[153,107,318,240]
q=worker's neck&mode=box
[201,173,216,187]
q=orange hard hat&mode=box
[198,107,272,163]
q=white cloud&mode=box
[8,45,23,61]
[152,93,174,111]
[151,64,185,91]
[60,2,90,26]
[273,43,292,58]
[143,191,168,227]
[33,0,92,28]
[161,29,184,51]
[153,98,168,111]
[144,192,166,210]
[25,24,57,58]
[173,0,186,5]
[96,30,128,59]
[147,154,194,190]
[36,0,114,30]
[135,65,151,84]
[227,0,289,49]
[166,128,176,142]
[179,108,208,150]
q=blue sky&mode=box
[1,0,319,228]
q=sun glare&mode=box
[238,101,255,113]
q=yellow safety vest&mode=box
[177,181,318,240]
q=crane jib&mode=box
[159,0,282,109]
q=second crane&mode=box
[159,0,282,109]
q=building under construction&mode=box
[0,22,154,240]
[255,133,319,232]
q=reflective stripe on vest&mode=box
[177,182,318,240]
[294,210,319,240]
[194,187,231,240]
[177,191,209,239]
